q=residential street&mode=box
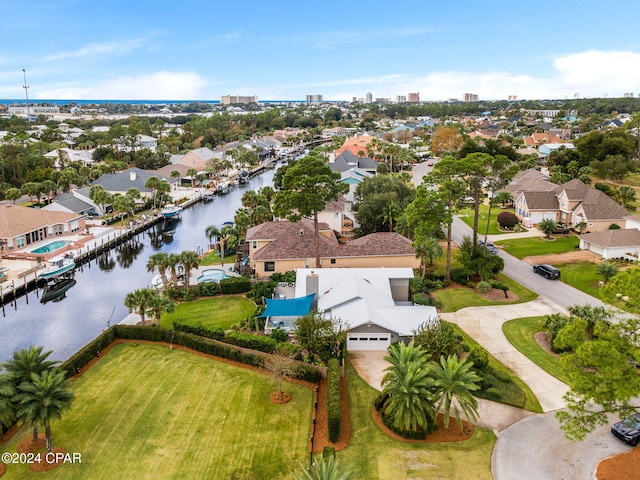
[451,216,606,310]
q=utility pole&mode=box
[22,68,31,120]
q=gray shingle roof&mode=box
[580,229,640,248]
[49,192,94,214]
[91,168,174,193]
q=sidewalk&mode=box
[441,298,570,412]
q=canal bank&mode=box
[0,168,276,365]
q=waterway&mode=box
[0,169,275,365]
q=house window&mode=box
[264,262,275,272]
[252,241,257,249]
[70,221,80,232]
[330,258,336,264]
[16,236,25,248]
[53,224,63,235]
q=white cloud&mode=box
[45,39,145,61]
[37,71,209,100]
[323,50,640,101]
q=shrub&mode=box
[269,327,288,343]
[379,410,430,439]
[225,331,278,353]
[198,282,220,296]
[327,358,342,442]
[467,347,489,370]
[219,277,252,294]
[322,446,336,459]
[413,321,464,360]
[450,268,471,285]
[373,391,390,411]
[270,271,296,283]
[247,280,278,302]
[497,211,518,229]
[476,281,492,294]
[609,223,621,230]
[595,182,614,196]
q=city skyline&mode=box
[1,1,639,102]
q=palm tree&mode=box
[381,200,401,232]
[205,224,239,266]
[147,292,175,327]
[413,237,443,279]
[294,455,354,480]
[381,342,434,433]
[0,376,16,429]
[147,252,170,289]
[567,304,612,340]
[144,176,161,209]
[3,346,58,440]
[186,168,198,188]
[597,261,619,284]
[538,218,557,240]
[493,190,513,208]
[179,250,201,292]
[166,253,182,284]
[14,369,74,452]
[428,355,481,430]
[124,288,155,326]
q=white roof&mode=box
[294,268,437,336]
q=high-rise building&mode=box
[220,95,258,105]
[463,93,479,102]
[624,93,634,98]
[365,92,373,104]
[306,94,323,103]
[396,95,407,103]
[508,95,518,101]
[408,92,420,103]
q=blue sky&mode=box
[1,1,639,101]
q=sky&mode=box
[1,1,639,102]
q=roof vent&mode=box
[299,229,304,236]
[129,171,137,181]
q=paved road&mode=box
[451,216,606,310]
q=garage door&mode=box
[543,212,556,220]
[347,333,391,351]
[530,213,543,223]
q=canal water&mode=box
[0,169,275,365]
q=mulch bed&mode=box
[29,447,68,472]
[17,434,45,454]
[0,462,5,477]
[269,391,291,404]
[371,408,474,443]
[596,447,639,480]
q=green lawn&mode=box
[552,261,601,298]
[452,326,542,413]
[502,316,569,384]
[433,274,537,312]
[200,250,222,266]
[495,235,580,259]
[160,295,256,330]
[0,343,313,480]
[340,359,496,479]
[457,204,522,235]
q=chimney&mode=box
[130,171,136,181]
[306,272,319,310]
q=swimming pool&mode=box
[30,240,70,254]
[197,269,230,283]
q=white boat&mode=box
[161,204,183,218]
[38,257,76,280]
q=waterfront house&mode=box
[245,219,419,279]
[0,204,86,253]
[91,168,176,198]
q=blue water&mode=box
[0,169,276,364]
[197,269,231,284]
[30,240,70,254]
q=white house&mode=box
[579,229,640,260]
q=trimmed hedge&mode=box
[219,277,252,294]
[173,322,224,341]
[198,282,220,296]
[60,327,117,376]
[327,358,342,443]
[225,331,278,354]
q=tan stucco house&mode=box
[245,219,420,278]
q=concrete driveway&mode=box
[441,298,570,412]
[493,410,631,480]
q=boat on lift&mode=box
[161,204,183,219]
[37,256,76,280]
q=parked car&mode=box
[427,161,434,166]
[533,264,561,279]
[478,240,498,255]
[611,413,640,446]
[553,224,570,234]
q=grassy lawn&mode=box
[340,359,496,479]
[502,316,569,384]
[200,250,222,266]
[0,343,313,480]
[433,274,537,312]
[552,261,601,298]
[452,325,542,413]
[457,204,522,235]
[160,295,256,330]
[495,235,580,259]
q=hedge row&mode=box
[225,331,278,353]
[173,322,224,341]
[60,327,118,376]
[220,277,252,294]
[327,358,341,443]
